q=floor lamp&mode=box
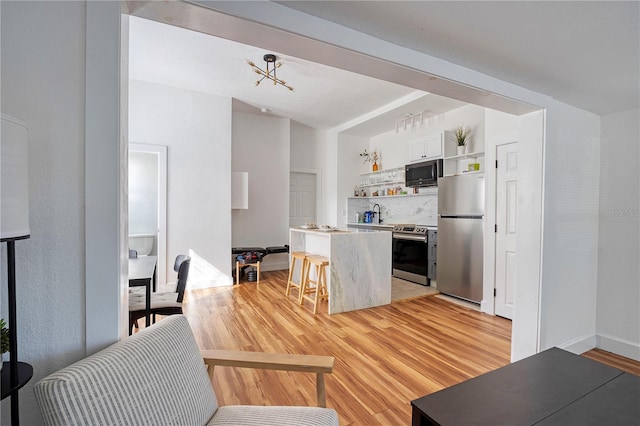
[1,114,32,426]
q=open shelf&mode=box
[443,151,485,175]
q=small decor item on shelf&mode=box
[468,163,480,172]
[359,149,380,171]
[454,125,472,155]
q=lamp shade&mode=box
[1,114,30,241]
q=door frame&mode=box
[290,168,323,225]
[129,143,168,290]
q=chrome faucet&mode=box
[372,203,381,224]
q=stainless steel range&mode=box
[392,224,430,285]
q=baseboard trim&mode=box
[596,334,640,362]
[557,333,640,361]
[558,334,597,355]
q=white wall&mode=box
[597,108,640,360]
[129,80,232,288]
[1,2,87,423]
[290,121,325,171]
[290,121,326,225]
[539,101,601,353]
[337,133,371,228]
[232,112,290,271]
[323,130,340,226]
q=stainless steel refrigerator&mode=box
[437,174,485,303]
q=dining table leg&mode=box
[145,279,151,327]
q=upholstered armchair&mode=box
[34,315,338,425]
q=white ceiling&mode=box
[129,16,466,137]
[129,0,638,138]
[277,0,639,116]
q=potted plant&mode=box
[359,149,380,171]
[1,319,9,368]
[454,126,472,155]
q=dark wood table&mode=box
[128,255,157,333]
[411,347,640,425]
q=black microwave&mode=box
[405,159,443,187]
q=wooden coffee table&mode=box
[411,347,639,425]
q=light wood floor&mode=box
[391,277,438,302]
[148,270,639,425]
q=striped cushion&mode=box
[34,315,218,425]
[209,406,339,425]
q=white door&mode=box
[290,172,316,227]
[495,142,518,319]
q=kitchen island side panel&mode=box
[289,228,391,314]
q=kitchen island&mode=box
[290,227,391,314]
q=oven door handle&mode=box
[393,234,427,242]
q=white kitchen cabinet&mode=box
[407,131,451,163]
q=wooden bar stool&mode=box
[286,251,310,299]
[300,255,329,315]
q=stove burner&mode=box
[392,224,429,235]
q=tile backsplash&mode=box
[347,188,438,226]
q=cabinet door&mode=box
[424,132,443,159]
[408,139,427,162]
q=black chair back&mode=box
[173,254,188,272]
[175,257,191,303]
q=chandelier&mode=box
[247,54,294,91]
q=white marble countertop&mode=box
[346,222,437,229]
[292,226,391,234]
[345,223,394,230]
[291,227,351,234]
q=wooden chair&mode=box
[35,315,338,425]
[129,256,190,332]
